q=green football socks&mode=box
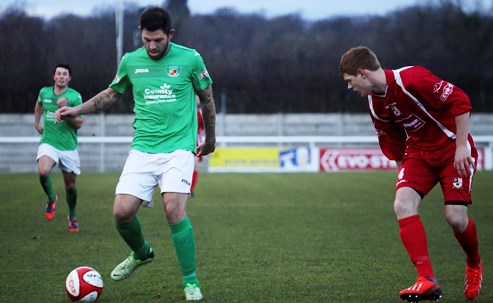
[66,187,77,219]
[116,215,199,286]
[183,272,199,287]
[39,175,56,203]
[170,217,199,287]
[116,216,150,259]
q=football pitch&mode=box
[1,171,491,303]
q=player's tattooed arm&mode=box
[55,88,123,123]
[89,88,123,112]
[196,85,216,146]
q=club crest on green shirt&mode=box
[167,66,180,77]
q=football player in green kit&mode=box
[56,6,216,301]
[34,64,84,232]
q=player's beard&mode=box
[147,42,170,60]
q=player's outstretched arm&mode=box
[55,88,122,123]
[64,116,85,130]
[55,97,84,129]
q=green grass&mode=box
[1,171,492,302]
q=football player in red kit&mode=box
[339,46,482,302]
[191,97,205,196]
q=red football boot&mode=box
[400,276,442,302]
[464,261,482,300]
[45,194,57,220]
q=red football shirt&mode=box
[368,66,473,161]
[197,107,205,146]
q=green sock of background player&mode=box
[39,175,56,203]
[66,187,77,219]
[116,215,151,259]
[170,217,199,287]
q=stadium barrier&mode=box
[1,136,492,173]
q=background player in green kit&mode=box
[56,6,216,301]
[34,64,84,232]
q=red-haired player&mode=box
[339,46,482,302]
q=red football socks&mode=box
[398,215,435,278]
[454,218,481,267]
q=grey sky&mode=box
[4,0,437,21]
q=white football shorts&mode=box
[115,149,194,207]
[36,143,81,175]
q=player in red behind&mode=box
[190,97,205,196]
[339,46,482,302]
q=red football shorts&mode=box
[396,139,478,204]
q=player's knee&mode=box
[446,216,467,232]
[164,202,178,216]
[164,202,186,223]
[65,183,76,192]
[38,168,51,178]
[162,193,187,223]
[393,200,404,216]
[445,212,468,232]
[112,206,132,224]
[444,204,469,232]
[394,188,421,218]
[113,213,131,225]
[393,199,417,218]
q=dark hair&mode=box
[339,46,381,76]
[139,6,172,33]
[53,64,72,76]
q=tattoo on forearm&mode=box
[196,87,217,142]
[202,98,216,142]
[90,90,117,112]
[93,97,106,111]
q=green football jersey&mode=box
[38,87,82,150]
[109,43,213,153]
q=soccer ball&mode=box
[65,266,104,302]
